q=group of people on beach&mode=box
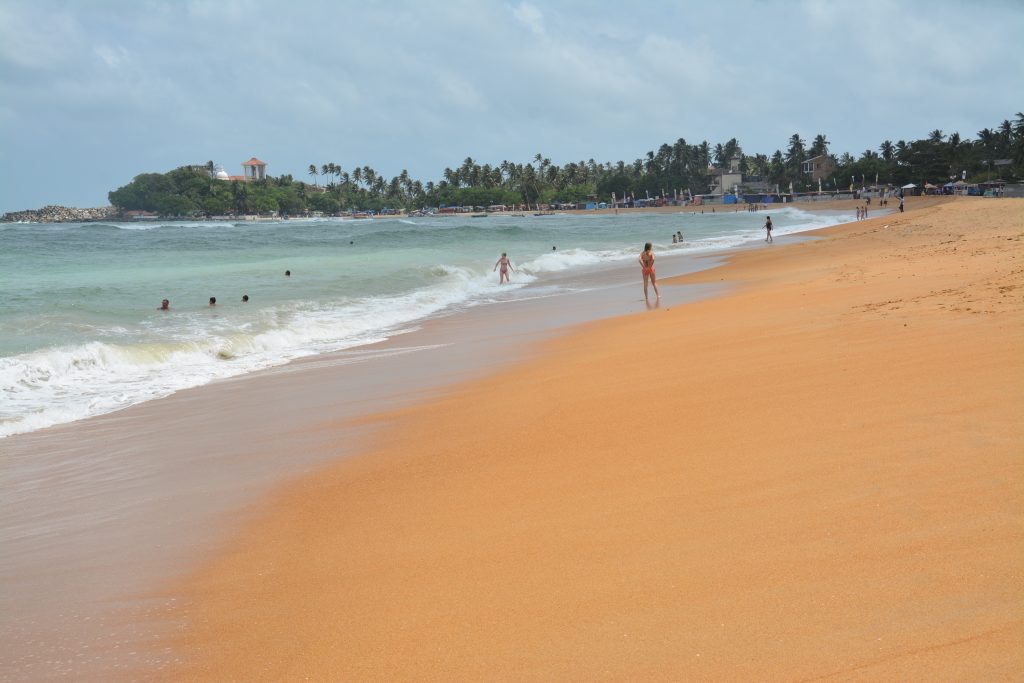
[157,270,289,310]
[495,244,663,302]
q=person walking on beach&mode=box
[493,252,515,284]
[764,216,773,243]
[639,242,660,301]
[899,196,904,213]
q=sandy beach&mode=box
[159,197,1023,680]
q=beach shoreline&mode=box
[2,196,1020,681]
[160,197,1023,680]
[1,210,738,680]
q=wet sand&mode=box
[0,232,722,681]
[165,197,1024,680]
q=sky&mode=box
[1,0,1022,212]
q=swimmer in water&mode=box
[158,299,170,310]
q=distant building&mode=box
[707,154,745,197]
[802,155,835,182]
[242,157,268,181]
[212,157,269,182]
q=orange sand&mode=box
[166,197,1024,681]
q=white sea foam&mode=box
[0,267,506,438]
[518,247,631,273]
[1,208,856,438]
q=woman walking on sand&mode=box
[493,252,515,284]
[639,242,660,301]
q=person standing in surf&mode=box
[764,215,774,242]
[493,252,515,284]
[639,242,660,301]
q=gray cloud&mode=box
[1,0,1021,211]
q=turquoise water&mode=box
[0,208,848,436]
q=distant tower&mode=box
[241,157,267,181]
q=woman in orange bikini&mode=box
[639,242,660,301]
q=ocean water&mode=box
[0,207,849,437]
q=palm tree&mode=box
[895,140,909,161]
[999,119,1013,146]
[697,141,711,170]
[721,138,740,167]
[879,140,895,161]
[810,134,829,157]
[749,153,769,177]
[713,143,725,167]
[976,128,996,153]
[785,134,806,164]
[928,129,944,144]
[308,164,318,186]
[947,132,962,170]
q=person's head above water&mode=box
[242,294,249,302]
[285,270,291,277]
[159,299,169,310]
[209,296,216,306]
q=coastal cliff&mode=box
[2,205,119,223]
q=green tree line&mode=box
[109,113,1024,216]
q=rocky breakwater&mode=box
[2,205,119,223]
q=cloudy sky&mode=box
[1,0,1021,212]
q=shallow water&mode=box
[0,208,848,437]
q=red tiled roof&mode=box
[242,157,266,166]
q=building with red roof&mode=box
[241,157,267,181]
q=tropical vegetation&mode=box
[108,113,1024,216]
